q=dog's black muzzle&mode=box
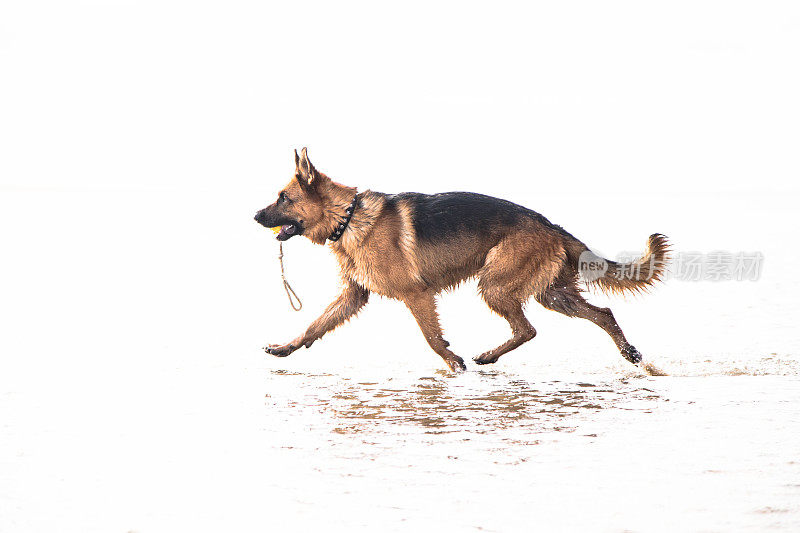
[254,208,272,227]
[254,208,303,241]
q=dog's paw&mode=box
[472,351,498,365]
[621,345,643,365]
[446,356,467,373]
[264,343,296,357]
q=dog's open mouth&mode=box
[276,223,300,241]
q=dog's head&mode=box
[254,148,355,245]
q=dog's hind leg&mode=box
[473,291,536,365]
[402,291,467,373]
[471,233,561,365]
[534,275,642,365]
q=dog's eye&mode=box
[278,192,286,204]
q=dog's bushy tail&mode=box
[567,233,671,296]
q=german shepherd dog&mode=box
[255,148,669,373]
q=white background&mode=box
[2,0,798,196]
[2,2,800,532]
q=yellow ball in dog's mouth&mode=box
[270,226,281,235]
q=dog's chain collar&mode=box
[328,193,358,242]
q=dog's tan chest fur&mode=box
[333,197,426,297]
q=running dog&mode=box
[254,148,669,372]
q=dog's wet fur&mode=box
[255,148,670,373]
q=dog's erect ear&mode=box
[295,147,319,187]
[300,147,315,184]
[293,148,309,187]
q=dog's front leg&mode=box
[265,280,369,357]
[402,291,467,373]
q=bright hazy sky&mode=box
[1,1,798,195]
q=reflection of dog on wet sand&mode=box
[255,148,669,374]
